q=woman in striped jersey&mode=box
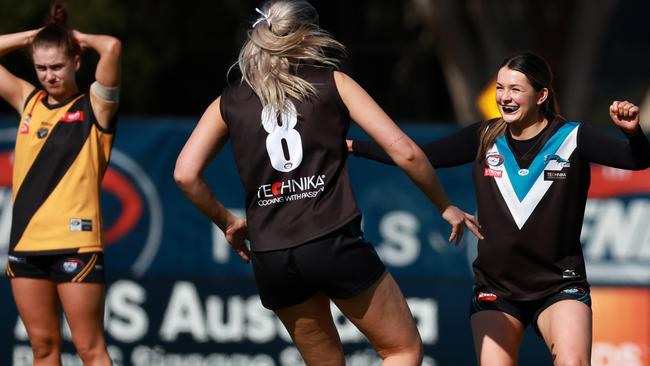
[0,3,121,365]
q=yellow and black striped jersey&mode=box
[10,89,115,255]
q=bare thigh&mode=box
[57,282,110,361]
[274,292,344,366]
[11,278,62,363]
[536,300,592,366]
[333,273,422,365]
[471,310,525,366]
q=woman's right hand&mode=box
[441,205,484,246]
[224,217,251,263]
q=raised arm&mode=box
[0,30,39,114]
[73,31,121,130]
[334,71,482,243]
[579,101,650,169]
[174,97,250,261]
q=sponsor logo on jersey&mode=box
[62,259,84,273]
[560,287,586,295]
[256,174,326,206]
[59,111,84,123]
[484,168,502,178]
[562,269,581,279]
[477,291,497,302]
[544,170,567,181]
[486,153,505,167]
[69,218,93,232]
[518,168,529,176]
[7,255,26,263]
[37,127,48,139]
[19,116,30,134]
[544,154,571,168]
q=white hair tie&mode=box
[252,7,272,28]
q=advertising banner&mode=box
[0,119,647,365]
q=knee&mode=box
[74,340,111,365]
[30,334,61,360]
[379,336,423,365]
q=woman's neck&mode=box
[509,113,548,140]
[47,87,79,105]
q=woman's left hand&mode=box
[609,100,641,134]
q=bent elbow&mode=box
[106,37,122,58]
[392,143,417,166]
[173,166,196,190]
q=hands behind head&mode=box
[610,100,641,135]
[225,217,251,263]
[71,30,88,49]
[441,205,484,246]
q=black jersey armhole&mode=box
[219,89,231,128]
[94,113,118,134]
[328,69,350,117]
[85,95,117,134]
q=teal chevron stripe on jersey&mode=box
[495,122,579,202]
[491,122,580,229]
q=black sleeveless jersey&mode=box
[220,66,360,252]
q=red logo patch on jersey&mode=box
[60,111,84,123]
[19,115,30,134]
[477,292,498,302]
[486,153,505,167]
[484,168,502,178]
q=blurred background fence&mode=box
[0,120,649,365]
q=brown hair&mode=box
[477,52,559,161]
[236,0,346,116]
[31,3,81,58]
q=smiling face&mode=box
[496,66,548,126]
[32,45,79,101]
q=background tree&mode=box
[0,0,647,126]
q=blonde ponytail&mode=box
[237,0,346,115]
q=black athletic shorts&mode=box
[251,217,387,310]
[5,252,105,283]
[469,285,592,337]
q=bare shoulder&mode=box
[333,70,351,87]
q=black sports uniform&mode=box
[221,66,385,309]
[353,117,650,328]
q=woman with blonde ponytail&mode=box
[350,51,650,365]
[175,1,480,364]
[1,3,120,366]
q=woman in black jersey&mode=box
[0,3,121,366]
[175,1,481,364]
[350,52,650,366]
